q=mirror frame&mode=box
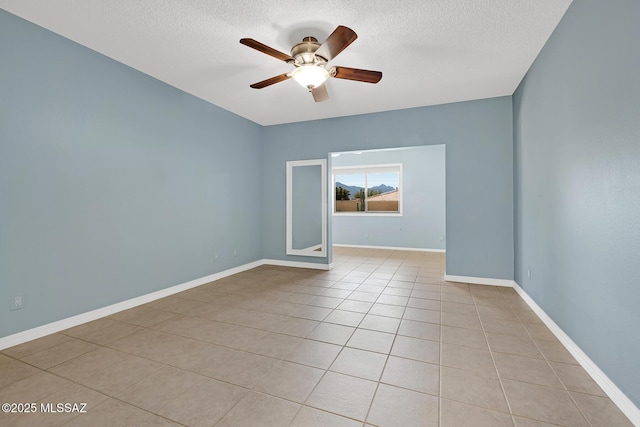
[286,159,327,257]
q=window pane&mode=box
[366,172,399,212]
[333,166,402,215]
[335,173,365,212]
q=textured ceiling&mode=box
[0,0,572,126]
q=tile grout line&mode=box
[14,340,200,426]
[516,309,594,427]
[361,261,405,425]
[5,253,424,426]
[472,287,518,426]
[297,258,386,425]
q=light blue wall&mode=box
[262,97,514,278]
[513,0,640,406]
[331,146,445,250]
[0,11,263,338]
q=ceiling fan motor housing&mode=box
[291,37,326,66]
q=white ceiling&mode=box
[1,0,572,126]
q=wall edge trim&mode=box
[512,281,640,426]
[333,244,446,253]
[443,274,515,287]
[262,259,332,270]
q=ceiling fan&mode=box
[240,25,382,102]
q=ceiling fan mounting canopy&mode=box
[240,25,382,102]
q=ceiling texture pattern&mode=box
[0,0,573,125]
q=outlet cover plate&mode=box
[10,293,25,311]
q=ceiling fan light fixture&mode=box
[291,65,329,89]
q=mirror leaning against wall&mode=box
[286,159,327,257]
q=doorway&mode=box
[328,145,446,253]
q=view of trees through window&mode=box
[334,166,401,213]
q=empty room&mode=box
[1,0,638,426]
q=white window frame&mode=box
[332,163,403,217]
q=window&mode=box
[333,164,402,215]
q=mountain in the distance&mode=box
[336,182,396,199]
[371,184,396,194]
[335,182,362,198]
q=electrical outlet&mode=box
[527,268,532,280]
[233,249,237,257]
[214,252,219,261]
[10,293,25,311]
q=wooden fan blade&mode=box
[315,26,357,62]
[311,84,329,102]
[332,66,382,83]
[240,38,294,62]
[250,73,291,89]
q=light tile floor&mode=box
[0,247,633,426]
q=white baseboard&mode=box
[333,244,446,253]
[443,273,516,288]
[0,259,263,351]
[262,259,332,270]
[0,258,332,350]
[512,281,640,426]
